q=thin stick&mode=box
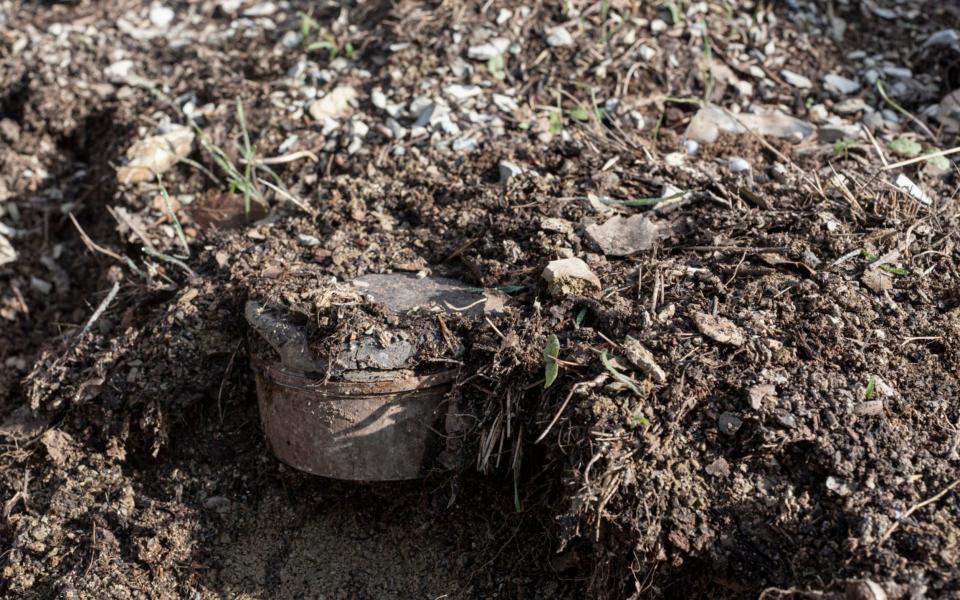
[78,281,120,339]
[860,123,889,167]
[535,374,607,443]
[535,384,580,443]
[239,150,320,165]
[876,80,937,143]
[142,245,195,275]
[259,179,315,215]
[882,145,960,170]
[878,477,960,545]
[69,213,144,276]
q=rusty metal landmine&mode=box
[246,273,501,481]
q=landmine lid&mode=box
[246,273,505,381]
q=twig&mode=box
[78,281,120,339]
[484,316,505,339]
[69,213,144,277]
[259,179,315,215]
[882,145,960,170]
[683,245,787,253]
[443,298,486,312]
[860,123,889,167]
[534,373,607,444]
[239,150,320,165]
[878,477,960,545]
[142,245,195,275]
[217,340,243,424]
[876,80,937,143]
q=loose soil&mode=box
[1,0,959,598]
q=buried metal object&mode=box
[247,273,500,481]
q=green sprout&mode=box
[543,334,560,389]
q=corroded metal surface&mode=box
[254,362,455,481]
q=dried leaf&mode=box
[693,312,745,346]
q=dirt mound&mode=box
[2,0,960,598]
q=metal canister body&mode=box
[247,273,501,481]
[254,363,454,481]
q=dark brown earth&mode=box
[2,0,960,598]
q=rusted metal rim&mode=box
[257,362,457,396]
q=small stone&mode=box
[747,384,777,410]
[686,105,813,144]
[818,125,860,144]
[846,580,888,600]
[775,410,797,429]
[717,412,742,436]
[371,88,388,110]
[862,265,893,297]
[923,29,959,48]
[498,160,523,182]
[492,94,519,113]
[542,257,601,297]
[451,137,479,152]
[823,73,861,95]
[546,26,573,47]
[496,8,513,25]
[638,44,656,61]
[650,18,668,34]
[781,69,812,89]
[30,276,52,294]
[467,38,509,61]
[622,336,667,384]
[203,496,231,513]
[0,234,15,266]
[728,157,751,173]
[149,4,175,28]
[540,218,572,234]
[385,118,407,139]
[705,457,730,477]
[808,104,829,122]
[882,66,912,79]
[280,30,302,49]
[297,233,320,247]
[833,98,867,115]
[854,400,885,417]
[693,312,745,346]
[307,86,357,121]
[40,429,73,465]
[585,215,658,256]
[444,84,482,102]
[243,2,276,17]
[104,59,137,83]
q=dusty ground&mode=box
[2,0,960,598]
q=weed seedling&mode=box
[599,350,641,396]
[833,139,856,159]
[543,334,560,389]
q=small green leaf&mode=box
[574,307,587,330]
[888,137,922,158]
[923,150,951,171]
[487,54,505,80]
[567,105,591,122]
[865,376,876,401]
[599,350,641,396]
[543,334,560,389]
[517,121,531,130]
[548,110,563,135]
